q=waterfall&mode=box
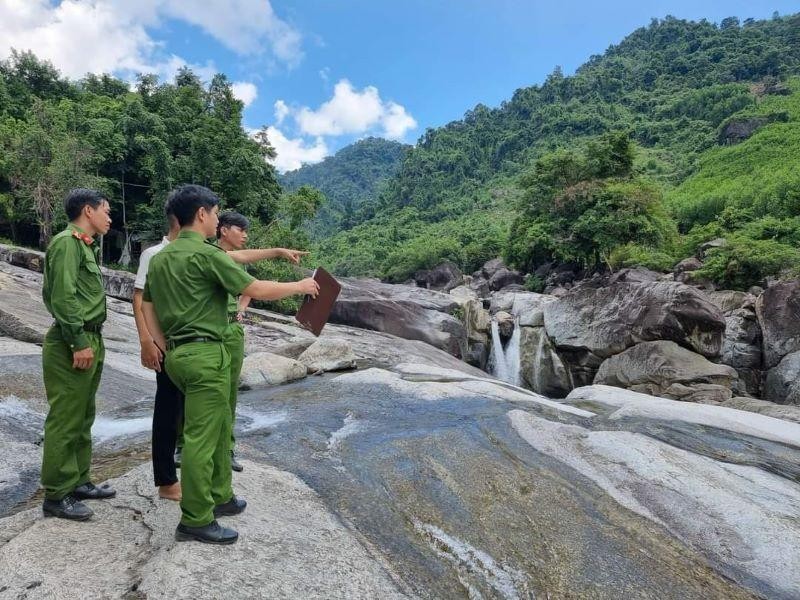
[489,319,521,386]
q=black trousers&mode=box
[152,362,184,486]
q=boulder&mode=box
[298,339,357,373]
[473,257,506,279]
[720,308,762,395]
[463,341,489,371]
[721,397,800,424]
[755,280,800,368]
[462,299,491,342]
[414,260,463,292]
[706,290,756,314]
[674,257,703,274]
[608,267,662,284]
[543,280,726,385]
[594,340,738,404]
[240,352,307,389]
[494,310,514,339]
[488,267,524,291]
[448,284,478,305]
[698,238,727,258]
[519,327,572,397]
[489,291,555,328]
[330,277,467,357]
[763,351,800,405]
[100,267,136,301]
[0,243,44,272]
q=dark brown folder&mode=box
[295,267,341,336]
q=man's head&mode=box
[166,184,220,238]
[163,195,181,238]
[217,211,249,250]
[64,188,111,236]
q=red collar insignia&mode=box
[71,230,94,245]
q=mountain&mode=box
[279,137,409,238]
[312,13,800,287]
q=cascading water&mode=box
[489,318,521,386]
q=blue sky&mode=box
[1,1,798,171]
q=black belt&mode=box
[166,336,216,351]
[83,322,103,333]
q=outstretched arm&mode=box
[227,248,309,265]
[241,277,319,301]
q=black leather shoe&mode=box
[230,450,243,472]
[214,495,247,517]
[174,448,182,468]
[175,521,238,544]
[43,495,94,521]
[73,482,116,500]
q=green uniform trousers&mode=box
[166,341,233,527]
[41,327,104,500]
[223,322,245,448]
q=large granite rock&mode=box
[594,340,738,404]
[706,290,756,313]
[240,352,307,388]
[763,350,800,406]
[297,338,357,373]
[543,280,726,386]
[330,277,466,357]
[755,279,800,368]
[490,291,555,327]
[0,461,407,599]
[720,308,762,395]
[413,260,463,292]
[519,327,571,397]
[722,396,800,424]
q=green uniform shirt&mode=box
[227,262,247,315]
[143,230,255,342]
[42,224,106,351]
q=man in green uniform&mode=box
[215,210,308,472]
[142,184,318,544]
[41,188,114,521]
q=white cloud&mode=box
[382,101,418,140]
[319,67,330,82]
[162,0,303,67]
[263,126,328,173]
[292,79,417,140]
[274,99,289,124]
[232,81,258,107]
[0,0,303,81]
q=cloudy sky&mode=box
[0,0,796,172]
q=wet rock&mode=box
[763,350,800,405]
[519,327,571,397]
[594,341,738,404]
[240,352,307,389]
[755,279,800,368]
[298,339,357,373]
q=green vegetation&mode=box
[279,137,409,238]
[3,13,800,294]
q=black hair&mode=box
[166,184,220,226]
[217,211,250,238]
[64,188,107,220]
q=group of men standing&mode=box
[40,185,318,544]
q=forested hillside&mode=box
[279,137,408,238]
[0,52,283,264]
[313,13,800,287]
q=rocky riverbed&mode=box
[1,250,799,599]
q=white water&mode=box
[489,320,521,387]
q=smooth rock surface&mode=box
[298,338,357,373]
[594,340,738,403]
[763,350,800,405]
[0,461,409,600]
[240,352,307,388]
[755,279,800,368]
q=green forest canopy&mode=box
[2,13,800,293]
